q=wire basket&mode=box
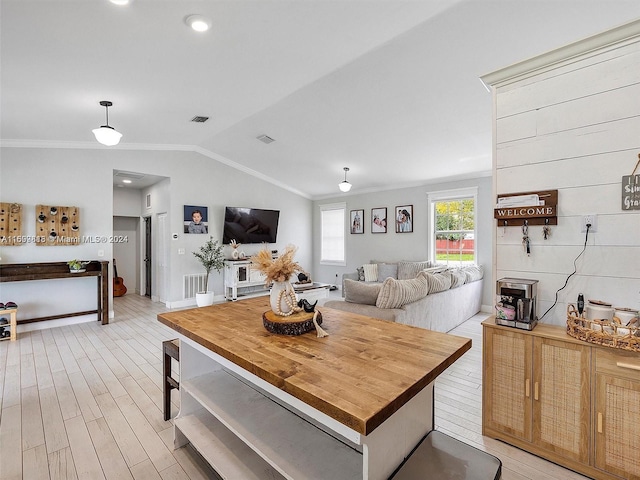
[566,304,640,352]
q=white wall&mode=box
[486,21,640,325]
[312,175,494,308]
[0,147,312,322]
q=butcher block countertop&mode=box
[157,296,471,435]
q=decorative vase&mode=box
[231,249,239,260]
[195,291,214,307]
[270,281,295,316]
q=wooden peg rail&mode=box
[494,189,558,227]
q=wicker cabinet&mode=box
[484,318,640,479]
[594,348,640,479]
[483,324,590,467]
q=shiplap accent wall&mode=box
[484,19,640,326]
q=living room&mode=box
[1,1,640,479]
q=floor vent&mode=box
[183,273,207,299]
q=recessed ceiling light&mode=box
[122,179,132,184]
[185,14,211,32]
[109,0,132,6]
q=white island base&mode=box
[174,336,434,480]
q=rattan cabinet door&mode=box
[483,327,533,441]
[594,348,640,479]
[532,338,591,464]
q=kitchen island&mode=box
[157,296,470,480]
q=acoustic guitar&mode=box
[113,258,127,297]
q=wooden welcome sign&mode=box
[494,189,558,226]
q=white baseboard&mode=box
[165,294,226,309]
[18,314,98,333]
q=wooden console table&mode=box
[158,296,471,479]
[0,261,109,325]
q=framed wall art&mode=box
[371,207,387,233]
[184,205,208,234]
[350,209,364,234]
[395,205,413,233]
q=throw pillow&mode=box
[422,264,448,274]
[425,272,452,294]
[397,260,432,280]
[462,265,484,283]
[376,275,428,309]
[344,279,381,305]
[356,266,365,281]
[377,263,398,282]
[448,269,467,288]
[363,263,379,282]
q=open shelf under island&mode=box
[157,296,471,480]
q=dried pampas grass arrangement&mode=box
[251,245,302,284]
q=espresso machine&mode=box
[496,278,538,330]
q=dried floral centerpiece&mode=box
[251,245,302,316]
[252,245,328,336]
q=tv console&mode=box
[223,260,267,301]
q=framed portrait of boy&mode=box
[184,205,208,234]
[371,207,387,233]
[395,205,413,233]
[350,209,364,234]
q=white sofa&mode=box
[323,261,483,333]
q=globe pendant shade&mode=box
[92,125,122,146]
[338,180,352,192]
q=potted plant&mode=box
[193,236,225,307]
[67,259,89,273]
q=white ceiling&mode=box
[2,1,639,198]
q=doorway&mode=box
[144,216,152,298]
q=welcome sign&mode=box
[622,174,640,210]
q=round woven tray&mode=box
[566,304,640,352]
[262,310,323,336]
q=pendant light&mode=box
[338,167,352,192]
[92,101,122,146]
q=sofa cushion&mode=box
[397,260,432,280]
[425,272,452,293]
[344,279,381,305]
[376,275,428,309]
[356,266,365,281]
[377,263,398,282]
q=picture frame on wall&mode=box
[350,209,364,234]
[395,205,413,233]
[184,205,209,234]
[371,207,387,233]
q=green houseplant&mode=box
[67,259,89,273]
[193,236,225,306]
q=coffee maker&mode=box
[497,278,538,330]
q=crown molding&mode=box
[481,17,640,88]
[0,139,312,200]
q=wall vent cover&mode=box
[190,116,209,123]
[256,134,275,144]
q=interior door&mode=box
[144,216,152,297]
[157,212,167,303]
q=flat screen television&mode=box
[222,207,280,244]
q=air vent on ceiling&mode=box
[114,171,145,180]
[256,134,275,144]
[191,116,209,123]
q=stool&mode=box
[0,308,18,342]
[390,430,502,479]
[162,339,180,421]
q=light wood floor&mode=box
[0,294,590,480]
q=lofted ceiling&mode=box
[2,1,639,198]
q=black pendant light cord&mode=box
[539,224,591,320]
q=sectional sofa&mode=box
[323,260,484,333]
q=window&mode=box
[427,187,477,265]
[320,203,346,265]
